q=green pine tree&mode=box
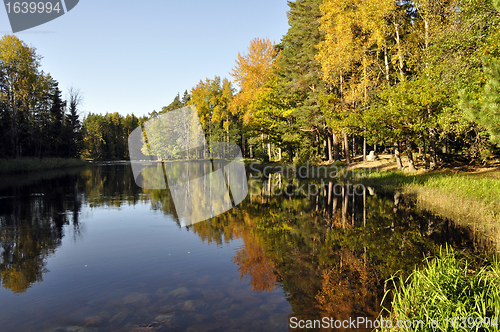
[276,0,328,161]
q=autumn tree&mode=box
[0,35,41,157]
[187,76,237,155]
[229,38,278,159]
[0,35,83,159]
[81,112,138,160]
[317,0,402,163]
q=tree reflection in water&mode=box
[0,164,487,326]
[0,169,84,293]
[187,173,486,323]
[0,164,143,294]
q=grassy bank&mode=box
[380,247,500,331]
[0,157,88,174]
[361,169,500,251]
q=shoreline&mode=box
[0,157,89,174]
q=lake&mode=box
[0,163,489,331]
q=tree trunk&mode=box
[363,186,366,227]
[394,141,403,171]
[428,107,438,169]
[384,46,390,82]
[394,21,404,80]
[241,131,245,158]
[343,129,350,164]
[332,132,340,161]
[428,127,438,169]
[363,134,366,161]
[327,134,333,162]
[342,186,348,228]
[352,136,356,159]
[423,16,438,169]
[316,133,321,157]
[421,133,428,169]
[406,141,416,172]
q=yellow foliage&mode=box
[230,38,279,123]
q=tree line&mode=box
[2,0,500,165]
[147,0,500,168]
[0,35,81,159]
[0,35,145,161]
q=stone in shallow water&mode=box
[128,327,155,332]
[122,293,150,306]
[226,288,260,306]
[97,311,111,320]
[202,289,225,302]
[213,309,231,320]
[211,297,233,311]
[185,321,224,332]
[192,313,210,323]
[179,299,207,312]
[109,311,130,325]
[83,315,104,326]
[153,313,190,330]
[194,275,210,286]
[169,287,190,298]
[155,287,170,296]
[46,327,97,332]
[154,314,174,324]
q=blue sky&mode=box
[0,1,290,117]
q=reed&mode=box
[381,247,500,331]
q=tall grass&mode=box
[381,247,500,331]
[422,175,500,209]
[362,170,500,208]
[0,157,88,174]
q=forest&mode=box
[1,0,499,167]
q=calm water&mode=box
[0,163,487,331]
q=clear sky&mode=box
[0,1,290,117]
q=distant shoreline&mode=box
[0,157,89,174]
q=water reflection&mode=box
[0,168,84,293]
[191,174,487,325]
[0,164,489,331]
